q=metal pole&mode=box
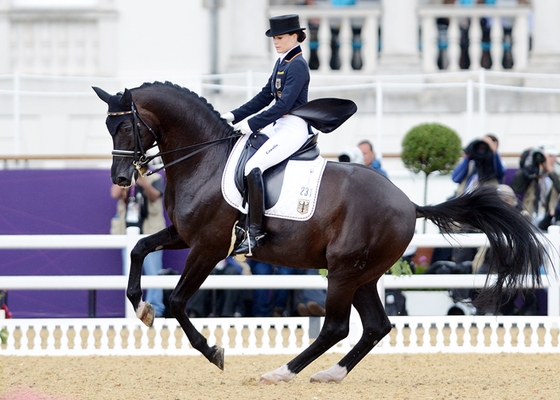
[375,79,383,159]
[207,0,221,92]
[466,78,473,142]
[13,73,21,156]
[209,0,218,75]
[478,68,485,136]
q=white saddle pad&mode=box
[221,134,327,221]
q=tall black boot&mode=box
[233,168,266,256]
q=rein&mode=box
[108,101,242,176]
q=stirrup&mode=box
[232,233,266,256]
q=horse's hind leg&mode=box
[127,225,187,327]
[259,279,355,384]
[310,279,391,383]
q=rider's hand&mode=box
[234,119,252,135]
[220,112,234,123]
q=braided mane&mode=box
[136,81,230,129]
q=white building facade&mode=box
[1,0,560,207]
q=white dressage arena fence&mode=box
[2,227,560,356]
[2,315,560,356]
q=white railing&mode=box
[3,70,560,166]
[269,4,381,74]
[2,315,559,356]
[271,4,531,74]
[2,228,560,355]
[1,227,560,314]
[419,4,531,72]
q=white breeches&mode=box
[244,115,309,176]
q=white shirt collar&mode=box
[278,44,299,62]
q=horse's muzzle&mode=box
[111,161,135,187]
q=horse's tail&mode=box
[415,186,550,311]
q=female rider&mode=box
[221,14,310,255]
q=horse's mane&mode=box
[136,81,234,134]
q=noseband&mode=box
[107,100,242,176]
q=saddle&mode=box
[234,132,319,209]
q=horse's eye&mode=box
[122,124,133,133]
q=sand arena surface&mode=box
[1,353,559,399]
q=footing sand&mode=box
[1,353,558,399]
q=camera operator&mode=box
[338,146,364,164]
[511,143,560,229]
[449,134,506,263]
[452,134,506,197]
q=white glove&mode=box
[233,119,253,135]
[220,112,234,123]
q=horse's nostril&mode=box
[115,176,131,187]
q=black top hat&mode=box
[265,14,305,37]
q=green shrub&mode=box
[401,123,462,176]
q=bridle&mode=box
[107,101,242,176]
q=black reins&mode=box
[108,101,242,176]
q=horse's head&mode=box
[93,86,157,186]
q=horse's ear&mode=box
[120,88,133,107]
[92,86,112,104]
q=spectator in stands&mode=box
[510,142,560,230]
[338,146,364,164]
[110,169,167,317]
[186,257,252,317]
[450,134,506,263]
[357,140,388,178]
[250,261,295,317]
[294,269,326,317]
[452,133,506,197]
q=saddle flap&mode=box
[234,133,269,194]
[288,98,357,133]
[233,132,320,209]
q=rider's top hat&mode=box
[265,14,305,37]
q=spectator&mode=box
[110,171,167,317]
[452,133,506,196]
[186,257,252,317]
[294,270,326,317]
[357,140,388,178]
[510,142,560,230]
[450,134,506,263]
[338,146,364,164]
[250,261,295,317]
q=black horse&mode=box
[93,82,547,384]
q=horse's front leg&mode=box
[127,225,186,327]
[168,249,226,370]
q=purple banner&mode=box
[0,169,188,318]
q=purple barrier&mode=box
[0,169,188,318]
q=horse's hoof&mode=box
[259,365,295,384]
[136,301,155,327]
[209,345,224,371]
[309,365,347,383]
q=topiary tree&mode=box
[401,123,462,232]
